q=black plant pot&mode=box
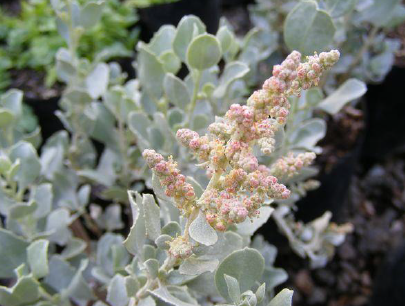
[24,96,64,143]
[221,0,255,8]
[369,241,405,306]
[361,66,405,168]
[138,0,221,43]
[294,140,362,223]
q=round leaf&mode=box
[189,210,218,246]
[173,16,206,61]
[317,78,367,114]
[160,51,182,74]
[187,34,222,71]
[215,248,265,302]
[0,109,15,128]
[284,1,335,55]
[164,74,191,109]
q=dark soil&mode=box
[317,105,364,173]
[272,155,405,306]
[9,69,64,100]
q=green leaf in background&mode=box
[215,248,265,301]
[383,4,405,28]
[9,201,37,220]
[0,229,29,278]
[224,274,240,304]
[1,89,23,118]
[216,26,234,54]
[173,16,206,62]
[164,74,191,109]
[262,267,288,293]
[9,141,41,191]
[145,258,159,279]
[255,283,266,303]
[0,109,14,129]
[160,51,182,74]
[138,296,156,306]
[168,108,186,128]
[56,48,76,82]
[124,191,146,257]
[189,210,218,246]
[284,0,335,55]
[317,79,367,114]
[149,25,177,56]
[0,275,40,306]
[150,285,197,306]
[27,239,49,279]
[359,0,401,26]
[191,114,209,131]
[161,221,182,237]
[143,194,161,241]
[179,258,219,275]
[128,111,152,149]
[107,274,129,306]
[64,89,93,106]
[61,237,87,260]
[325,0,356,18]
[79,1,106,29]
[155,234,172,250]
[137,43,165,99]
[187,34,222,71]
[45,208,73,245]
[213,61,249,98]
[268,289,294,306]
[147,126,165,150]
[290,118,326,150]
[86,63,110,99]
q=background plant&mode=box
[0,0,139,91]
[249,0,405,89]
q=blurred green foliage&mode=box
[0,0,140,92]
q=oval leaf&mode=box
[189,210,218,246]
[215,248,265,302]
[0,109,15,128]
[317,78,367,114]
[187,34,222,71]
[27,240,49,279]
[325,0,356,17]
[164,74,191,109]
[284,1,335,55]
[173,16,206,62]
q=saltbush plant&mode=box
[0,1,371,306]
[250,0,404,89]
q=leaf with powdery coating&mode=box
[189,210,218,246]
[215,248,265,302]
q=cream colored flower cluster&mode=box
[270,152,316,178]
[144,50,339,233]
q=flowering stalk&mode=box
[143,50,339,258]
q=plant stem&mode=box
[272,208,296,243]
[135,255,176,302]
[184,207,199,240]
[197,170,222,206]
[279,96,298,157]
[188,70,202,120]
